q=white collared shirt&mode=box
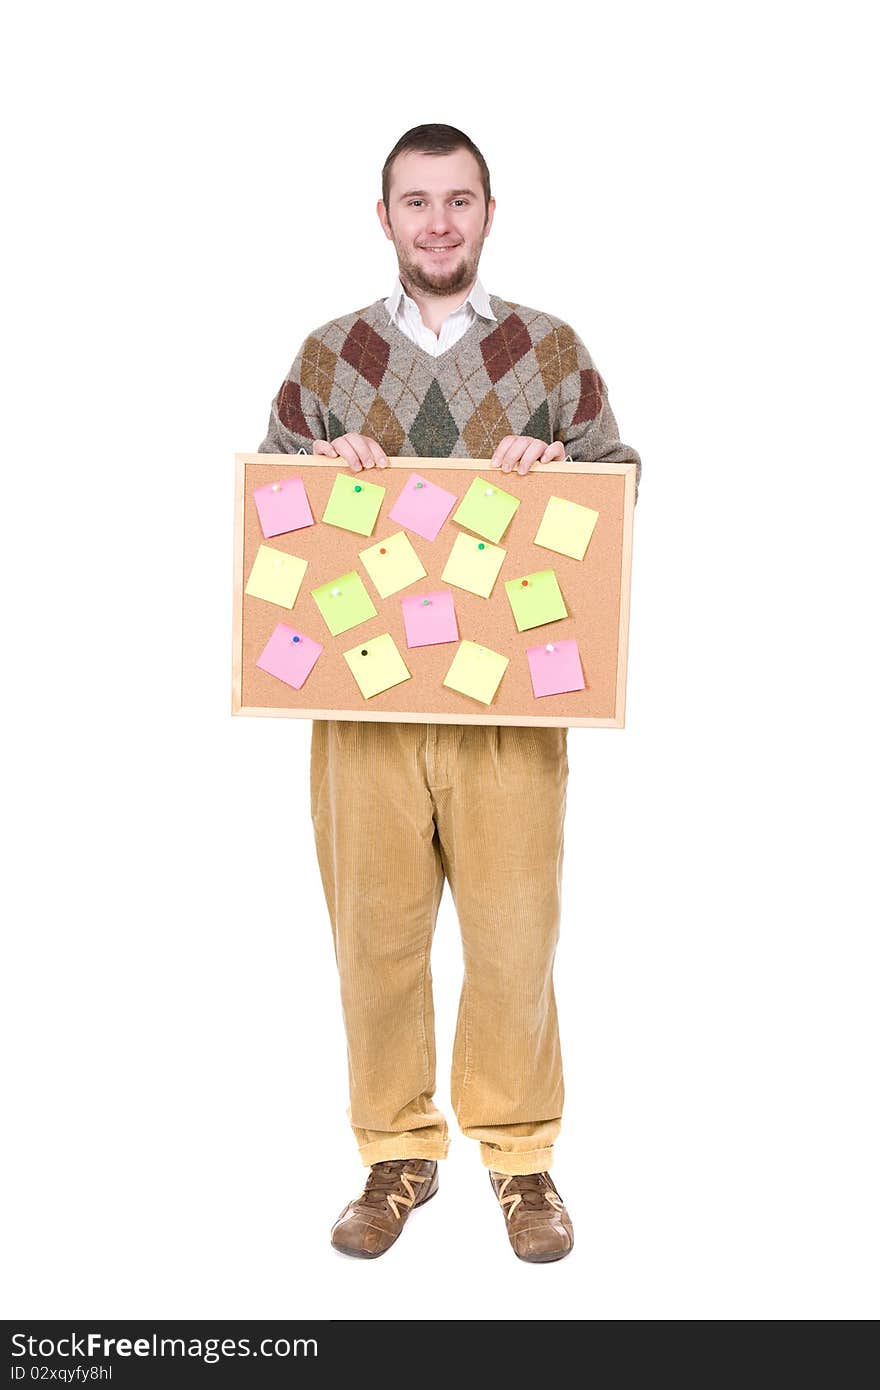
[385,275,496,356]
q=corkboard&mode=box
[232,455,636,727]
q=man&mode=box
[258,124,641,1263]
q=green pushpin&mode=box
[478,542,485,550]
[354,484,362,492]
[422,598,430,606]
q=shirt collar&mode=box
[385,275,496,325]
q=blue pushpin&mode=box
[292,635,301,644]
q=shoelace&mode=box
[495,1172,565,1223]
[355,1162,429,1220]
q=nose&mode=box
[426,206,452,235]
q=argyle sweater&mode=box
[258,294,641,497]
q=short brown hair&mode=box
[382,124,492,218]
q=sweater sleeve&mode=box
[554,328,642,500]
[257,337,328,455]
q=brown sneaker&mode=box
[489,1170,574,1263]
[330,1159,439,1259]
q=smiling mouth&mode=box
[421,245,460,253]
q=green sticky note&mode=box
[440,532,506,598]
[452,477,520,543]
[505,569,568,632]
[311,570,377,636]
[359,531,427,599]
[322,473,385,536]
[244,544,308,608]
[443,640,509,705]
[343,632,411,699]
[534,495,599,561]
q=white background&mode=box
[3,0,877,1321]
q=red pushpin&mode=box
[379,547,387,554]
[521,579,529,587]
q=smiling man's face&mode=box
[378,147,496,298]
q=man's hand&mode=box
[313,434,389,470]
[490,437,566,474]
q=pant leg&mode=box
[310,718,450,1166]
[430,723,569,1176]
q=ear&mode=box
[483,196,497,237]
[377,201,394,240]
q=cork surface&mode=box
[233,456,634,727]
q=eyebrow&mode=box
[398,188,478,200]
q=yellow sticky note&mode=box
[343,632,411,699]
[443,640,509,705]
[359,531,427,599]
[534,496,599,561]
[440,532,505,598]
[244,544,307,608]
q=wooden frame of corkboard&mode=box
[232,454,636,728]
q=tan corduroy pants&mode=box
[310,719,569,1176]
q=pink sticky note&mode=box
[526,639,586,698]
[253,477,315,538]
[256,623,323,689]
[389,473,458,542]
[401,590,459,648]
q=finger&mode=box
[347,434,376,469]
[331,437,363,472]
[517,439,548,474]
[540,441,566,463]
[312,439,339,457]
[501,437,527,472]
[490,436,513,469]
[366,437,389,470]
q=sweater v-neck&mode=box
[365,296,501,371]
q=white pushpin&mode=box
[331,587,341,596]
[271,483,281,492]
[546,643,555,653]
[273,557,283,567]
[484,487,494,496]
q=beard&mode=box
[394,232,485,298]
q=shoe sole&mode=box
[513,1236,575,1264]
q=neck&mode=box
[399,273,477,337]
